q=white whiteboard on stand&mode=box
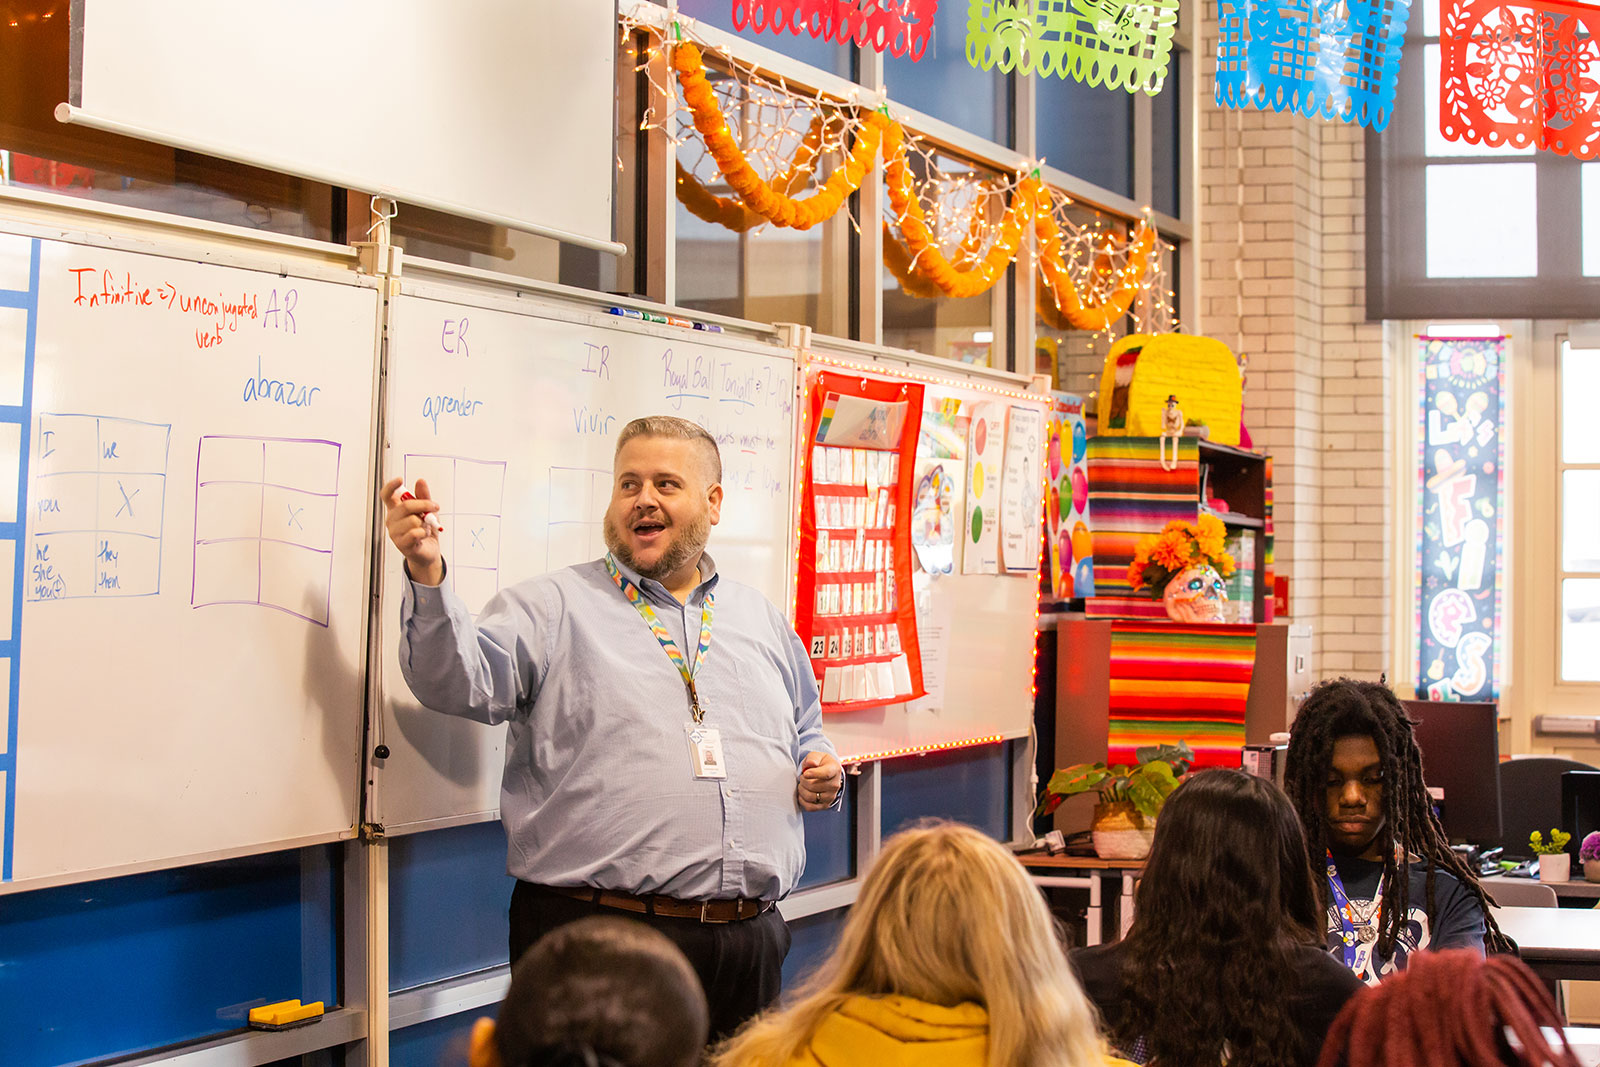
[66,0,619,252]
[0,222,379,891]
[802,341,1047,763]
[373,272,798,833]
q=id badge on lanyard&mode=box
[605,554,724,781]
[1326,851,1383,970]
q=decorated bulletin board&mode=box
[802,341,1051,762]
[1047,393,1094,599]
[1415,335,1505,702]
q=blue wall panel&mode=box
[389,820,515,990]
[781,906,849,993]
[880,741,1013,840]
[0,846,338,1067]
[391,1010,485,1067]
[797,778,853,889]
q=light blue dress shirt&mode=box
[399,551,833,901]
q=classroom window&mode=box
[1560,339,1600,682]
[671,62,849,334]
[1034,202,1142,406]
[882,14,1011,146]
[1150,54,1184,219]
[1035,74,1135,200]
[880,151,1005,363]
[1367,14,1600,317]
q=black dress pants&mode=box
[508,881,792,1042]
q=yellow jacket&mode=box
[783,993,1139,1067]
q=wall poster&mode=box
[1415,335,1505,702]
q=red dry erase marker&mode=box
[399,490,444,534]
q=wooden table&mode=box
[1018,854,1145,946]
[1494,905,1600,982]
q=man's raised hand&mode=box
[381,475,445,587]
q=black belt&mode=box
[542,884,774,923]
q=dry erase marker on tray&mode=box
[693,322,723,333]
[608,306,644,320]
[400,491,444,534]
[665,315,693,328]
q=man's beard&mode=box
[603,510,711,581]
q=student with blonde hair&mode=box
[711,821,1131,1067]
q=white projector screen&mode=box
[63,0,621,254]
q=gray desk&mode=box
[1495,905,1600,982]
[1485,874,1600,903]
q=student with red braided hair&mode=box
[1315,949,1579,1067]
[1285,679,1511,986]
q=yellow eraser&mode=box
[248,999,325,1029]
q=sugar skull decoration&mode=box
[1127,515,1236,624]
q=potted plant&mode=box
[1530,829,1573,883]
[1035,742,1194,860]
[1581,832,1600,883]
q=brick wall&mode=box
[1198,7,1393,681]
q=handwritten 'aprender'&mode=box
[66,267,298,351]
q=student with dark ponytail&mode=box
[1071,769,1363,1067]
[1284,678,1511,987]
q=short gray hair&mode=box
[615,416,722,484]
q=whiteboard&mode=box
[801,342,1047,763]
[0,224,380,890]
[67,0,618,252]
[373,276,799,832]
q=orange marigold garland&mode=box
[1036,209,1156,330]
[667,35,1163,309]
[673,41,883,230]
[675,113,841,232]
[1127,515,1235,597]
[882,121,1040,299]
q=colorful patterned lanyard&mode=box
[604,553,715,724]
[1326,850,1384,969]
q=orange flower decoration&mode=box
[1126,517,1236,596]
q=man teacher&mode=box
[381,415,843,1038]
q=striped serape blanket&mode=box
[1107,621,1257,769]
[1084,437,1199,619]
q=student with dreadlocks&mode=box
[1284,678,1511,987]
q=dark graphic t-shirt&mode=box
[1324,855,1487,985]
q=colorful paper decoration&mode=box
[1215,0,1412,130]
[731,0,940,58]
[1438,0,1600,159]
[798,370,928,711]
[1096,333,1244,447]
[964,0,1178,93]
[1107,621,1257,769]
[1262,456,1276,623]
[1415,336,1505,702]
[1084,436,1200,619]
[1047,393,1095,599]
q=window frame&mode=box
[1366,21,1600,319]
[1556,334,1600,686]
